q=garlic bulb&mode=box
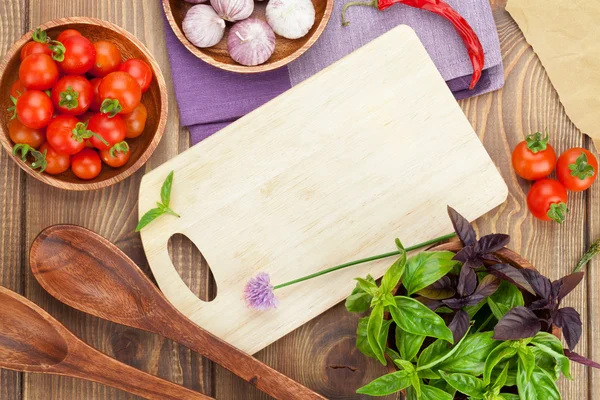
[211,0,254,22]
[183,5,226,48]
[266,0,315,40]
[227,18,275,66]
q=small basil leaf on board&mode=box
[380,243,406,293]
[396,326,425,362]
[403,252,459,295]
[135,208,165,232]
[367,304,387,365]
[517,346,536,380]
[436,332,499,375]
[448,309,470,344]
[483,342,517,384]
[552,306,582,351]
[531,341,572,380]
[439,371,486,399]
[421,384,454,400]
[564,349,600,369]
[418,369,440,380]
[493,307,541,341]
[355,370,412,396]
[517,365,560,400]
[160,170,174,207]
[390,296,454,343]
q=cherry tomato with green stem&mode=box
[78,112,96,148]
[10,80,27,99]
[51,75,93,115]
[56,29,81,43]
[98,71,142,116]
[87,113,127,150]
[46,115,108,155]
[19,53,59,90]
[58,35,96,75]
[556,148,598,192]
[119,58,153,92]
[39,142,71,175]
[122,103,147,138]
[16,90,54,129]
[512,132,556,181]
[527,179,568,223]
[89,41,122,77]
[71,148,102,180]
[8,118,45,149]
[100,141,130,168]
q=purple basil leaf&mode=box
[520,269,552,299]
[529,299,550,311]
[481,253,501,263]
[551,279,561,300]
[447,206,477,247]
[493,306,541,340]
[564,350,600,369]
[478,234,510,253]
[553,307,582,351]
[448,309,470,344]
[487,264,535,295]
[557,272,585,303]
[453,246,475,263]
[457,264,478,297]
[416,296,443,311]
[443,294,484,309]
[474,274,501,297]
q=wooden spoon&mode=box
[30,225,326,400]
[0,285,211,400]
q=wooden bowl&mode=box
[0,17,168,191]
[163,0,334,73]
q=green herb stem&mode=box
[273,232,456,290]
[574,237,600,272]
[163,207,181,218]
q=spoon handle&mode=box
[64,340,213,400]
[164,314,325,400]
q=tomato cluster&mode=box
[7,27,152,180]
[512,132,598,223]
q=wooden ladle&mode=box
[30,225,326,400]
[0,286,211,400]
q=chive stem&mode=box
[273,232,457,290]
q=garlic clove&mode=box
[266,0,315,40]
[211,0,254,22]
[183,5,226,48]
[227,18,276,66]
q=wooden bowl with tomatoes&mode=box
[0,17,168,191]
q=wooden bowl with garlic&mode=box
[163,0,334,73]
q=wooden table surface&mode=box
[0,0,598,399]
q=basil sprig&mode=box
[136,171,180,232]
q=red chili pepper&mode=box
[342,0,485,90]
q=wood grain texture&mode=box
[163,0,333,73]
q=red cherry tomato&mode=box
[100,141,130,168]
[40,142,71,175]
[122,103,147,138]
[71,148,102,180]
[19,53,59,90]
[51,75,93,115]
[527,179,568,223]
[8,118,45,148]
[46,115,90,155]
[56,29,81,43]
[512,132,556,181]
[556,148,598,192]
[16,90,54,129]
[119,58,153,92]
[89,78,103,112]
[87,113,127,150]
[20,41,52,61]
[98,71,142,115]
[58,35,96,75]
[10,80,28,99]
[89,41,122,77]
[78,112,96,148]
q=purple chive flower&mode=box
[244,272,279,311]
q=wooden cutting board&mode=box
[139,25,507,355]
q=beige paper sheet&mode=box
[507,0,600,150]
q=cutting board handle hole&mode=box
[167,234,217,302]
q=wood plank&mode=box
[0,1,26,399]
[22,1,199,399]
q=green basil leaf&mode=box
[356,317,375,358]
[405,385,418,400]
[488,281,524,319]
[490,362,510,394]
[499,395,520,400]
[437,332,500,375]
[367,304,387,365]
[420,384,454,400]
[517,346,535,380]
[417,329,471,371]
[483,342,517,384]
[356,370,412,396]
[396,326,426,362]
[418,369,440,380]
[355,277,379,297]
[135,208,165,232]
[410,372,422,398]
[390,296,453,343]
[490,359,517,387]
[531,341,572,380]
[386,347,401,361]
[382,292,396,308]
[487,297,510,321]
[439,371,486,399]
[160,170,175,207]
[381,245,406,293]
[530,331,563,353]
[403,251,459,295]
[517,365,560,400]
[345,292,372,313]
[394,359,415,373]
[531,347,559,381]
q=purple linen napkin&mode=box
[162,0,504,144]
